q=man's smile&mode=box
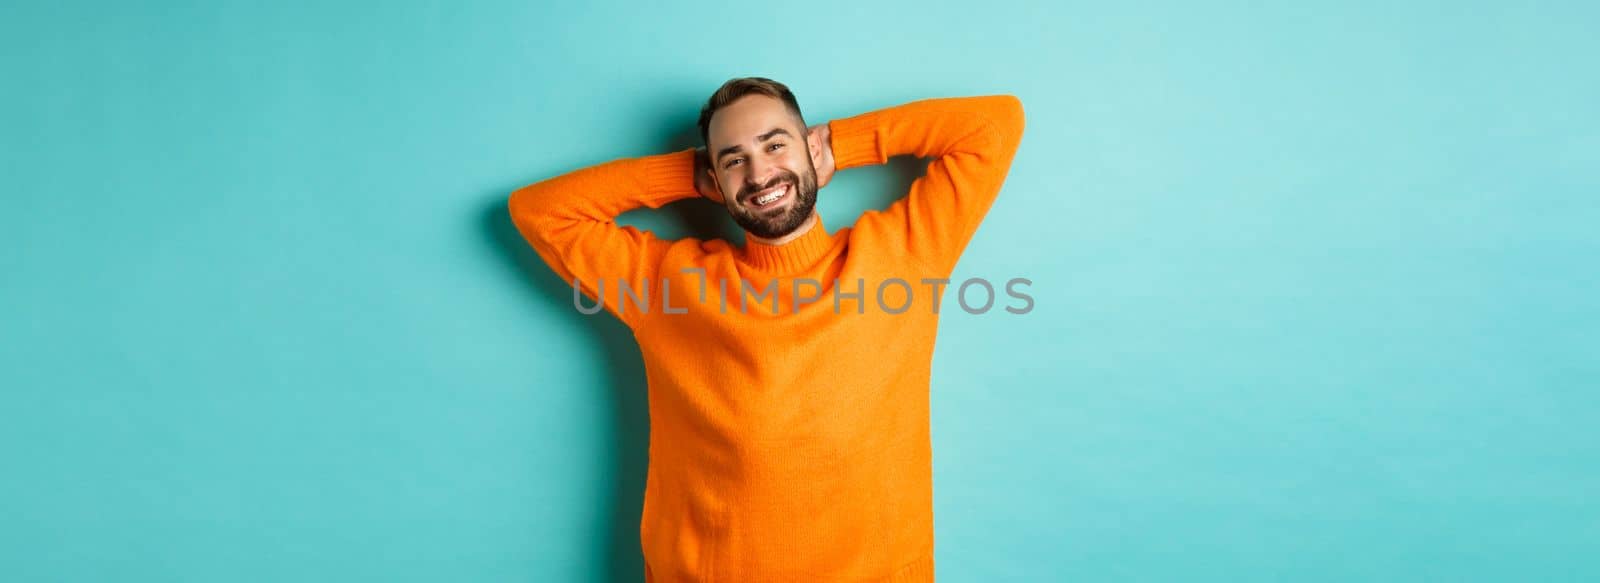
[744,181,792,211]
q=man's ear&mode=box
[807,127,822,165]
[705,168,726,205]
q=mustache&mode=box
[738,172,798,204]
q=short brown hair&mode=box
[698,77,806,147]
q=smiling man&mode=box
[695,81,827,245]
[509,77,1024,581]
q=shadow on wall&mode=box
[482,122,721,583]
[485,195,651,582]
[485,124,924,582]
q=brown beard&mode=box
[727,164,818,240]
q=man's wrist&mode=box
[827,114,882,171]
[638,148,703,201]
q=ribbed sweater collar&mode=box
[739,214,835,274]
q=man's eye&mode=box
[724,158,743,169]
[768,143,784,152]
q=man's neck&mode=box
[746,212,819,246]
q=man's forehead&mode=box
[709,94,800,144]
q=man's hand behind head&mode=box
[808,123,834,190]
[693,147,725,204]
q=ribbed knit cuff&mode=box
[829,113,884,171]
[642,148,703,202]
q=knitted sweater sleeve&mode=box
[827,95,1026,275]
[507,148,702,326]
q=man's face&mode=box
[705,94,820,240]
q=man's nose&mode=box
[745,156,777,187]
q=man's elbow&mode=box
[506,183,553,237]
[506,182,549,219]
[991,94,1025,150]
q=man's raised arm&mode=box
[827,94,1026,275]
[506,148,708,325]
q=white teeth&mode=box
[754,186,786,206]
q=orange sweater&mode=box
[509,95,1025,581]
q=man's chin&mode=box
[738,216,792,240]
[732,183,815,240]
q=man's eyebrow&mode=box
[715,127,795,163]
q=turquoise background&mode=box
[3,0,1597,580]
